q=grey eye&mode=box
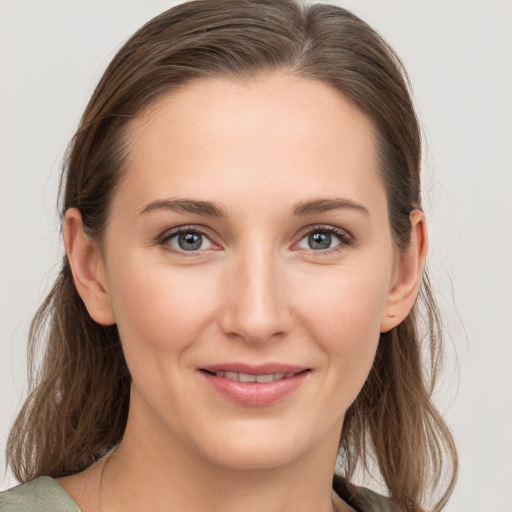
[167,231,213,252]
[297,228,349,252]
[307,232,332,250]
[178,232,202,251]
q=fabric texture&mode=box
[0,476,80,512]
[0,475,399,512]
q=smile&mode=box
[199,364,310,406]
[210,371,297,383]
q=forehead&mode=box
[118,72,384,214]
[129,72,376,156]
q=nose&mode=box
[219,246,292,344]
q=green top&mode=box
[0,475,399,512]
[0,477,80,512]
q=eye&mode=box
[296,227,351,252]
[162,229,215,252]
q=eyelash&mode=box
[157,226,216,256]
[157,224,353,256]
[295,225,353,255]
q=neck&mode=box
[102,407,345,512]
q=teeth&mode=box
[213,371,295,383]
[239,372,257,383]
[256,374,273,383]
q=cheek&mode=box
[292,263,390,384]
[295,263,390,339]
[106,260,217,354]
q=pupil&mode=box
[309,232,331,250]
[178,232,202,251]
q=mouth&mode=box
[202,370,300,383]
[198,364,310,406]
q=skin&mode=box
[60,72,427,512]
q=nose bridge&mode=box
[220,243,289,343]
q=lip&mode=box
[201,363,307,375]
[199,363,310,407]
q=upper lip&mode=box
[200,363,308,375]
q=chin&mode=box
[191,423,327,472]
[205,444,299,471]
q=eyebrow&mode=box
[292,198,370,216]
[139,197,369,218]
[139,198,227,218]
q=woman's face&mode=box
[96,73,402,469]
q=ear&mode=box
[63,208,115,326]
[380,209,428,333]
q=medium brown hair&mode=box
[7,1,457,510]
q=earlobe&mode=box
[63,208,115,326]
[380,209,428,333]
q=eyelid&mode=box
[157,225,221,254]
[155,223,353,256]
[292,224,353,253]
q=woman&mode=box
[1,1,457,511]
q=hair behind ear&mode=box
[341,275,457,512]
[6,262,130,481]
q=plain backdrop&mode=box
[1,1,511,511]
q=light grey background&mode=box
[1,1,511,510]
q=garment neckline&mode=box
[42,476,82,509]
[36,474,387,512]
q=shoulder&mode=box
[0,476,81,512]
[333,475,402,512]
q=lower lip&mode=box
[200,371,309,407]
